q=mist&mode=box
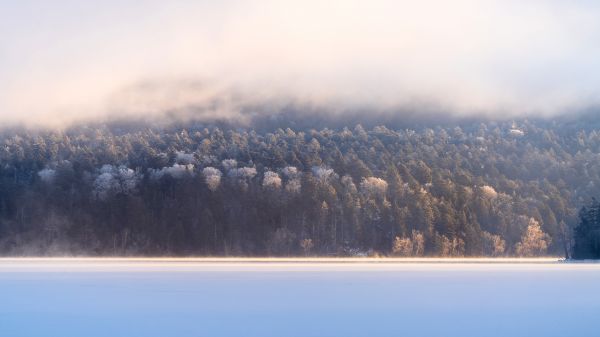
[2,0,600,127]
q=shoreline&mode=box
[0,257,567,263]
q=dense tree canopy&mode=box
[0,117,598,256]
[573,199,600,259]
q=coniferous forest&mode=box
[573,199,600,259]
[2,113,600,257]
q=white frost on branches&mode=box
[228,167,257,179]
[228,166,257,190]
[149,163,195,179]
[222,159,238,171]
[94,172,119,200]
[93,164,140,200]
[360,177,388,198]
[38,168,56,183]
[263,171,282,189]
[481,185,498,199]
[281,166,300,179]
[312,166,335,184]
[118,167,139,193]
[202,167,222,191]
[166,164,195,178]
[281,166,301,193]
[515,218,551,256]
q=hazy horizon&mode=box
[3,1,600,127]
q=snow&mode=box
[1,259,599,337]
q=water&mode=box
[1,258,599,337]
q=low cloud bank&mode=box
[2,0,600,127]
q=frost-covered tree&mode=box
[263,171,282,189]
[281,166,300,179]
[0,118,594,256]
[94,171,120,200]
[312,166,335,185]
[228,167,257,190]
[360,177,388,199]
[93,165,139,200]
[392,236,413,256]
[222,159,238,171]
[515,219,551,256]
[150,164,194,179]
[202,167,222,191]
[38,168,56,183]
[481,185,498,199]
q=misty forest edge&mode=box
[2,115,600,259]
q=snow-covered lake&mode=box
[1,258,599,337]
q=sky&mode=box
[1,0,600,127]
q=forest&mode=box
[573,198,600,259]
[1,113,600,257]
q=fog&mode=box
[2,1,600,127]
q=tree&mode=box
[392,236,413,256]
[412,230,425,256]
[300,238,314,256]
[0,119,593,257]
[482,231,506,256]
[572,199,600,259]
[515,218,551,256]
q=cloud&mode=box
[2,0,600,127]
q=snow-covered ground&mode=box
[1,258,599,337]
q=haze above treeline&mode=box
[3,1,600,127]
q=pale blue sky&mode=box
[1,0,600,126]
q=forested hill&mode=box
[2,116,600,256]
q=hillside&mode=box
[1,116,599,256]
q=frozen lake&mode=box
[1,258,599,337]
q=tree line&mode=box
[1,117,599,256]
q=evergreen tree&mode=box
[572,199,600,259]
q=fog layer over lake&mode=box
[1,259,598,337]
